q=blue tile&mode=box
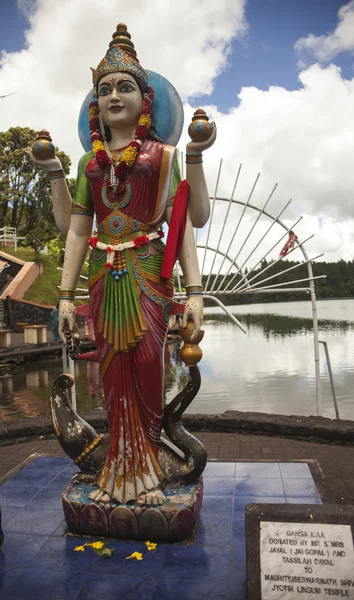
[1,568,86,600]
[4,508,65,535]
[52,519,68,537]
[62,462,79,475]
[203,462,236,478]
[77,574,154,599]
[0,507,19,526]
[236,462,281,478]
[50,468,76,483]
[279,462,313,479]
[27,536,100,573]
[0,570,19,594]
[17,456,70,473]
[153,576,230,599]
[235,477,285,497]
[159,545,229,581]
[233,496,286,519]
[203,477,234,496]
[0,484,43,508]
[226,550,247,600]
[0,533,50,574]
[25,485,64,510]
[201,495,233,519]
[286,496,322,504]
[282,478,320,499]
[231,518,246,547]
[90,540,166,577]
[26,456,71,469]
[194,515,232,547]
[2,470,56,488]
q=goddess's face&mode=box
[98,72,143,130]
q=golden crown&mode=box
[91,23,148,91]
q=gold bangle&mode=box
[186,156,203,164]
[48,169,65,180]
[186,285,203,291]
[59,289,76,300]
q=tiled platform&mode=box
[0,457,322,599]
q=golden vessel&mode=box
[32,130,56,160]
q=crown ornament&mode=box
[91,23,148,93]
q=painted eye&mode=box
[120,84,134,93]
[99,87,111,96]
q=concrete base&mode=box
[62,478,203,542]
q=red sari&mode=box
[74,140,178,503]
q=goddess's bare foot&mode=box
[89,488,111,503]
[137,489,166,506]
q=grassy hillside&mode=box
[1,246,88,306]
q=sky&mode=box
[0,0,354,267]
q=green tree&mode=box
[24,223,53,262]
[0,126,75,234]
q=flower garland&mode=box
[88,85,154,194]
[88,230,164,275]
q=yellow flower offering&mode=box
[145,541,157,551]
[88,105,98,120]
[138,115,152,128]
[122,146,138,167]
[92,140,105,153]
[86,542,105,549]
[126,551,143,561]
[74,545,86,552]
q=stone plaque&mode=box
[246,504,354,600]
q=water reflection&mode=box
[0,300,353,422]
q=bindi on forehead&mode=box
[100,74,135,87]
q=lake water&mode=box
[0,299,353,423]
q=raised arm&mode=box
[185,121,217,228]
[30,153,72,235]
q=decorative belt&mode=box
[88,230,164,281]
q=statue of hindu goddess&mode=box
[32,24,216,511]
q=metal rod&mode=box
[319,340,339,419]
[241,274,326,292]
[206,164,242,292]
[229,182,278,280]
[201,159,223,277]
[241,288,312,294]
[216,198,293,292]
[236,254,324,293]
[174,293,247,333]
[202,287,311,295]
[215,173,261,292]
[234,236,316,293]
[225,217,306,293]
[229,218,307,293]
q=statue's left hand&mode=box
[186,121,217,155]
[182,295,203,341]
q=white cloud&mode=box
[0,0,247,171]
[295,1,354,65]
[1,0,354,264]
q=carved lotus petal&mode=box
[138,508,169,542]
[80,503,108,536]
[110,506,138,539]
[169,508,195,542]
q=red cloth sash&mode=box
[160,179,190,280]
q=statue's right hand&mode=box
[59,301,78,344]
[29,151,63,172]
